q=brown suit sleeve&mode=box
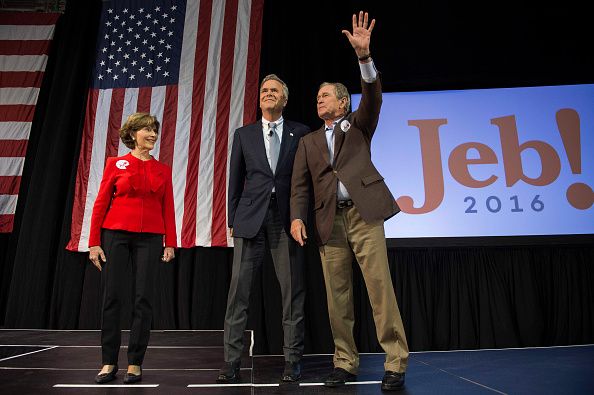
[352,77,382,142]
[290,137,311,222]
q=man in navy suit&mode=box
[217,74,310,383]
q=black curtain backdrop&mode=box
[1,0,593,355]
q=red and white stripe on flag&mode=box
[66,0,263,251]
[0,12,60,233]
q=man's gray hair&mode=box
[319,82,350,113]
[260,74,289,100]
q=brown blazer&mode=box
[290,77,400,245]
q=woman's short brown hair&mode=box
[119,113,160,149]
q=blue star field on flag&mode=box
[92,0,186,89]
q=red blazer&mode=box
[88,153,177,248]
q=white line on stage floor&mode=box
[300,381,382,386]
[0,344,223,348]
[0,329,228,332]
[253,343,594,357]
[0,367,248,371]
[0,346,58,362]
[188,381,382,388]
[54,384,159,388]
[188,383,280,387]
[416,359,507,394]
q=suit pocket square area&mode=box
[361,174,384,186]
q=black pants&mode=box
[100,229,162,365]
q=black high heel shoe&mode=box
[123,367,142,384]
[95,365,118,384]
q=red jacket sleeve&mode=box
[88,158,116,247]
[162,165,177,248]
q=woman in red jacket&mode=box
[89,112,177,384]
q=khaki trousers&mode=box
[319,205,408,374]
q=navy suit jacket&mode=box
[228,119,310,238]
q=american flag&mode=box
[66,0,263,251]
[0,12,60,233]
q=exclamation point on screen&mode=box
[556,108,593,210]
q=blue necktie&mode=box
[325,125,334,164]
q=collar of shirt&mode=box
[262,116,283,152]
[262,116,284,136]
[325,117,344,132]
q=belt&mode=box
[337,199,353,209]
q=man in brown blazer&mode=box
[290,11,409,391]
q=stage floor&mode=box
[0,330,593,394]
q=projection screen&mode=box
[350,84,594,238]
